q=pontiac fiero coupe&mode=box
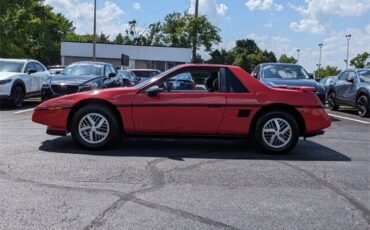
[32,64,331,154]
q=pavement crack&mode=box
[277,161,370,226]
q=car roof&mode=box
[70,61,109,65]
[260,63,302,67]
[0,58,40,63]
[130,69,161,72]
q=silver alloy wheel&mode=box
[78,113,110,144]
[357,95,368,116]
[262,118,292,149]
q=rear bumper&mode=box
[297,107,331,134]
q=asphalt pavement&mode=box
[0,101,369,230]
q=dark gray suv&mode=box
[327,68,370,117]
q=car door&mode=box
[334,71,349,101]
[132,68,226,134]
[23,62,37,92]
[32,62,50,91]
[342,71,359,104]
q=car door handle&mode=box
[207,104,222,108]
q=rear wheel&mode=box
[253,111,299,154]
[357,94,370,117]
[70,104,121,149]
[10,85,24,108]
[327,91,339,111]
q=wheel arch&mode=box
[66,99,124,133]
[11,79,26,94]
[250,103,306,136]
[355,88,369,102]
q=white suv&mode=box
[0,58,50,107]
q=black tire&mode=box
[327,91,339,111]
[357,94,370,118]
[70,104,121,149]
[10,85,25,108]
[253,110,299,154]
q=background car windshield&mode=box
[358,70,370,83]
[132,70,159,79]
[62,64,103,76]
[0,61,24,73]
[262,65,310,79]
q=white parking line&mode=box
[328,113,370,125]
[14,108,34,114]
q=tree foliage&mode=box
[0,0,74,65]
[350,52,370,68]
[207,39,276,72]
[278,54,297,64]
[314,65,340,79]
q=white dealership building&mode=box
[60,41,192,71]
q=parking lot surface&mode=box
[0,101,369,229]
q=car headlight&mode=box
[78,78,101,91]
[0,79,12,85]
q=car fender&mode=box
[355,87,370,101]
[11,79,26,94]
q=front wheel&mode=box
[327,91,339,111]
[11,85,24,108]
[70,104,121,149]
[357,94,370,117]
[253,111,299,154]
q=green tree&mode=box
[114,33,125,44]
[350,52,370,68]
[0,0,74,65]
[278,54,297,64]
[314,65,340,79]
[162,12,221,52]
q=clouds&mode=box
[189,0,229,24]
[290,0,370,34]
[245,0,283,11]
[132,2,141,11]
[45,0,126,36]
[246,24,370,72]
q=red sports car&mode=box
[32,64,331,154]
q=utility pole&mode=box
[192,0,199,62]
[93,0,97,61]
[317,43,323,79]
[345,34,351,69]
[296,49,300,64]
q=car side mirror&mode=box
[346,76,355,83]
[308,73,314,79]
[28,69,37,74]
[146,85,164,96]
[108,72,116,78]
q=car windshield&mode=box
[357,69,370,83]
[0,61,24,73]
[132,70,159,79]
[262,64,310,79]
[62,63,103,76]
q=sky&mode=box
[45,0,370,72]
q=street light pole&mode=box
[317,43,323,79]
[93,0,97,61]
[296,49,300,64]
[345,34,351,69]
[192,0,199,62]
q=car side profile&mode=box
[0,58,50,107]
[327,68,370,117]
[32,64,331,154]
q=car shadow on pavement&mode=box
[39,137,351,162]
[0,100,40,111]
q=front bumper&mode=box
[32,107,71,133]
[0,82,12,97]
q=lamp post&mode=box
[192,0,199,62]
[317,43,323,79]
[296,49,300,64]
[345,34,351,69]
[92,0,97,61]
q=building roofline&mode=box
[61,41,192,50]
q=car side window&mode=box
[348,71,357,81]
[251,66,260,78]
[226,68,248,93]
[339,72,348,80]
[24,62,35,73]
[33,62,45,72]
[159,69,220,92]
[104,65,112,77]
